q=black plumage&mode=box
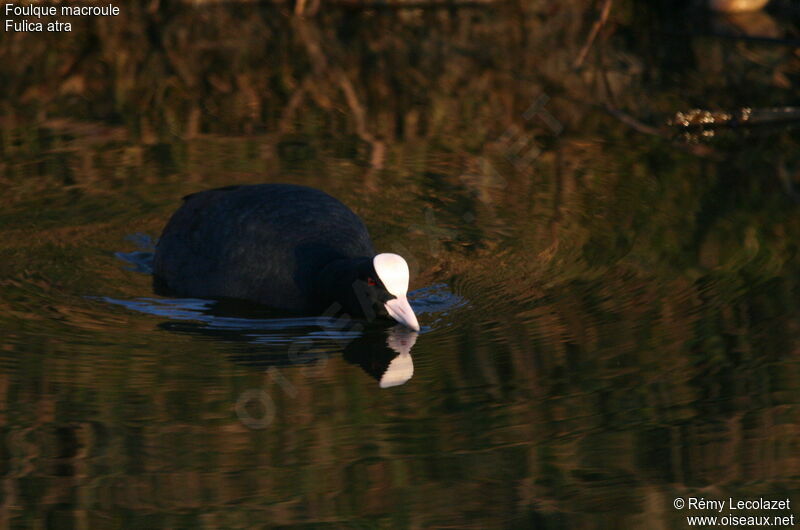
[153,184,384,316]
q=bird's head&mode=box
[350,253,419,331]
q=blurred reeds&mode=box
[1,0,799,526]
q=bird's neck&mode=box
[314,257,371,315]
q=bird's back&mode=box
[153,184,375,311]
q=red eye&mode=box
[367,277,377,286]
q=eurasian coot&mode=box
[153,184,420,331]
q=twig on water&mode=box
[603,105,721,159]
[604,106,663,137]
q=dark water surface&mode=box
[2,1,800,527]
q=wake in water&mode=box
[113,233,156,273]
[99,234,468,387]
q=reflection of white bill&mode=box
[380,325,418,388]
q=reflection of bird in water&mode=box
[146,297,418,387]
[708,0,769,13]
[343,325,417,388]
